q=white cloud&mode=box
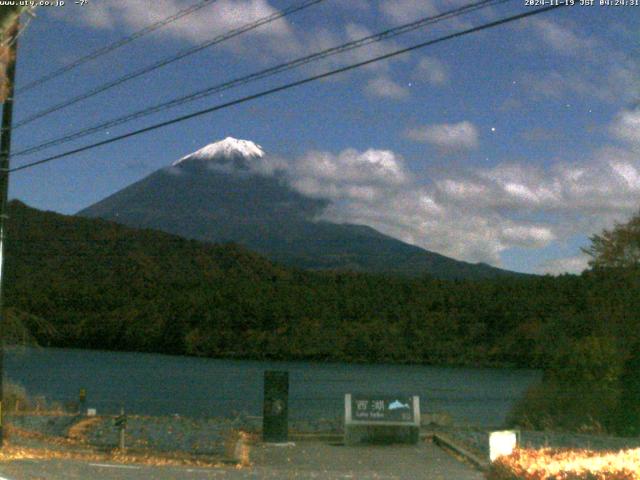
[71,0,437,74]
[337,0,370,10]
[610,160,640,190]
[431,147,640,227]
[64,1,418,88]
[246,147,559,266]
[529,19,596,57]
[211,110,640,270]
[413,56,448,86]
[69,0,295,48]
[405,121,479,152]
[380,0,439,25]
[501,225,555,248]
[365,76,409,99]
[519,22,640,106]
[290,22,406,78]
[290,148,409,191]
[73,4,116,29]
[519,68,639,105]
[610,109,640,146]
[535,255,590,275]
[344,23,385,53]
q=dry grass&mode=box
[2,422,247,469]
[3,381,69,414]
[66,417,102,442]
[224,431,252,467]
[6,424,86,448]
[488,448,640,480]
[0,443,230,468]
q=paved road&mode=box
[0,440,485,479]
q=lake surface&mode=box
[5,347,540,427]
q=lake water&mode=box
[5,347,540,427]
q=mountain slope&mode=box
[79,137,521,280]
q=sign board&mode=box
[345,394,420,426]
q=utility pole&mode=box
[0,16,20,448]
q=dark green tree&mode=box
[583,209,640,269]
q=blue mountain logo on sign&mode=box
[389,400,410,410]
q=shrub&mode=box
[508,335,624,433]
[487,448,640,480]
[3,381,52,413]
[3,381,30,412]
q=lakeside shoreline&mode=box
[4,344,537,370]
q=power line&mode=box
[12,0,327,129]
[9,4,565,175]
[13,0,507,159]
[15,0,219,94]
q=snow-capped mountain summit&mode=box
[79,139,520,280]
[172,137,264,166]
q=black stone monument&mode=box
[263,371,289,442]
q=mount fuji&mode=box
[79,138,519,279]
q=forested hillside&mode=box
[5,200,639,372]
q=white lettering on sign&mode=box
[345,394,420,428]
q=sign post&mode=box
[79,388,87,414]
[263,371,289,443]
[344,394,420,445]
[114,407,127,451]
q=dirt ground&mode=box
[0,438,485,480]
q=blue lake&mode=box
[5,347,540,427]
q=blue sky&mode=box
[7,0,640,274]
